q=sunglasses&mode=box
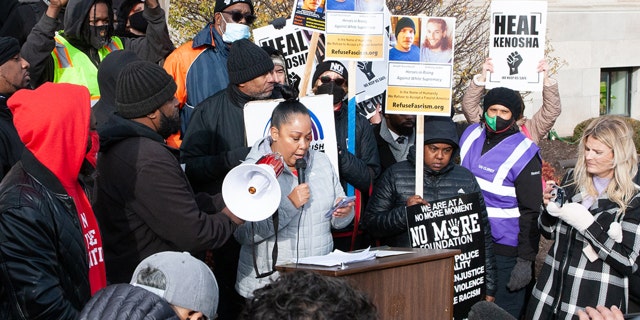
[319,75,346,86]
[222,10,256,25]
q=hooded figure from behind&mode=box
[93,49,141,128]
[0,82,107,318]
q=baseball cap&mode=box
[131,251,219,320]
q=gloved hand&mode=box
[507,51,522,75]
[357,100,378,120]
[357,61,375,80]
[608,222,623,243]
[547,202,595,233]
[506,258,532,291]
[269,17,287,29]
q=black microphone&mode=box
[295,158,307,185]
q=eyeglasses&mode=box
[319,75,346,86]
[221,10,256,25]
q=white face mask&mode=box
[220,14,251,43]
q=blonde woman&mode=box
[526,116,640,319]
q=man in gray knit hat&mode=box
[179,38,275,320]
[93,60,243,290]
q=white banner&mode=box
[243,95,339,173]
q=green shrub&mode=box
[572,117,640,154]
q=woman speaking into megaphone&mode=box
[234,92,355,298]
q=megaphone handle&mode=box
[252,211,279,278]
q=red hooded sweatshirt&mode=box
[8,82,107,294]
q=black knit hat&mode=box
[312,60,348,85]
[423,116,459,150]
[227,39,274,85]
[395,17,415,38]
[116,60,177,119]
[0,37,20,65]
[214,0,254,14]
[482,87,522,120]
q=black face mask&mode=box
[128,11,148,34]
[316,82,346,105]
[157,111,181,139]
[89,25,109,49]
[485,114,515,133]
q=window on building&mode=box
[600,68,632,116]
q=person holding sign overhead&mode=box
[461,57,561,144]
[364,116,497,317]
[459,87,542,319]
[234,96,354,298]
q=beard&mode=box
[157,111,181,139]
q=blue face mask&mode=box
[220,15,250,43]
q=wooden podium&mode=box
[276,248,460,319]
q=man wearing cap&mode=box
[459,87,542,318]
[20,0,173,105]
[0,36,30,181]
[92,61,243,288]
[163,0,255,145]
[390,16,420,61]
[131,251,219,320]
[179,38,275,319]
[311,60,380,250]
[365,117,497,312]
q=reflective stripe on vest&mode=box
[51,34,124,105]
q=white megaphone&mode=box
[222,153,284,222]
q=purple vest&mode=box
[460,123,539,247]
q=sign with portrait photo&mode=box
[291,0,326,32]
[406,193,486,320]
[385,15,455,116]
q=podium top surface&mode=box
[275,247,460,277]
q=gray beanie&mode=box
[227,39,274,85]
[116,60,177,119]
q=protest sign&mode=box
[291,0,326,32]
[243,95,338,172]
[487,1,547,91]
[253,23,316,96]
[385,15,455,116]
[406,193,485,320]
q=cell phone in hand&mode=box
[325,196,356,218]
[550,185,565,207]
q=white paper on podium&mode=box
[291,247,413,267]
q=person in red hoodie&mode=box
[0,82,106,319]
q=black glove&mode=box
[357,61,375,80]
[507,51,522,75]
[269,17,287,29]
[506,258,532,291]
[357,100,378,120]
